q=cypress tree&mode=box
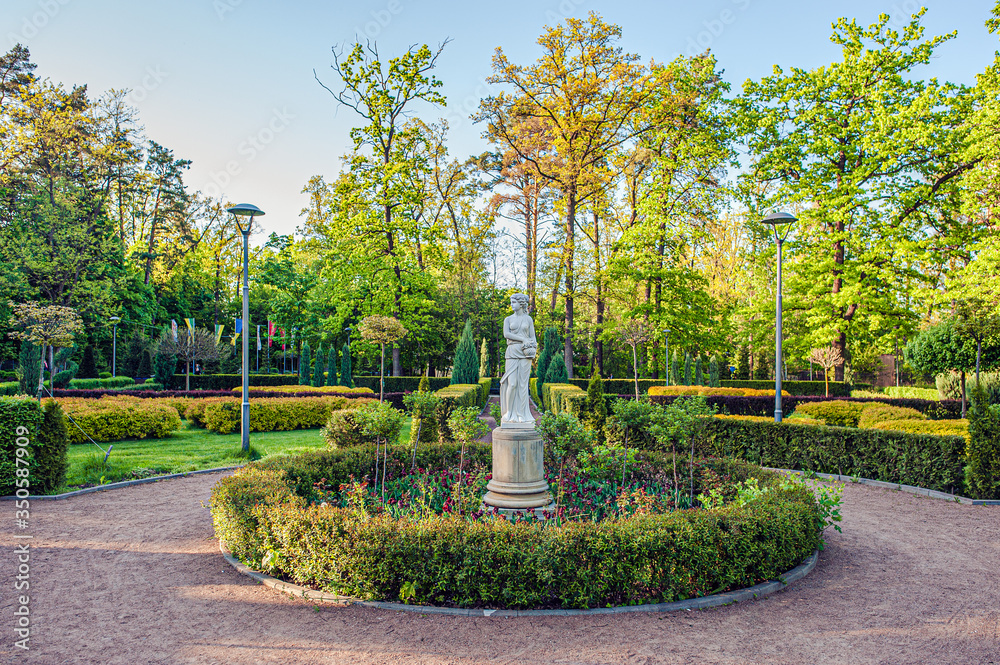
[35,400,69,493]
[340,343,353,387]
[326,347,338,386]
[536,326,559,393]
[754,349,770,380]
[18,342,41,395]
[709,355,720,387]
[80,345,98,379]
[299,343,311,385]
[694,356,704,386]
[586,367,607,438]
[734,345,751,380]
[683,352,693,386]
[312,344,326,387]
[417,371,430,392]
[137,350,152,378]
[670,349,680,386]
[451,319,479,385]
[545,350,568,384]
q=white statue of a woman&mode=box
[500,293,537,427]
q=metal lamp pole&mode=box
[762,212,797,423]
[227,204,265,453]
[110,316,121,377]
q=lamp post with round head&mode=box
[762,212,797,423]
[109,316,121,378]
[227,203,265,453]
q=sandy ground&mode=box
[1,469,999,664]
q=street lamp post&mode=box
[762,212,798,423]
[227,203,265,453]
[109,316,121,377]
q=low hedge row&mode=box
[0,397,69,495]
[352,376,454,393]
[564,378,853,397]
[230,385,374,395]
[698,417,966,494]
[868,419,969,441]
[540,382,587,414]
[170,374,302,390]
[637,394,963,420]
[434,384,482,441]
[59,396,182,444]
[0,382,21,396]
[51,388,406,409]
[212,445,821,609]
[68,376,135,390]
[187,395,377,434]
[967,389,1000,500]
[649,386,791,397]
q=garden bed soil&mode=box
[1,472,998,664]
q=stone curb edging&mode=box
[219,542,819,617]
[768,468,1000,506]
[0,466,244,501]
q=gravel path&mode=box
[1,472,998,664]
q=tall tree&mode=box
[316,41,447,376]
[737,11,978,378]
[477,13,652,378]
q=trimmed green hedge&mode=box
[1,397,69,495]
[967,388,1000,500]
[0,382,22,396]
[434,384,482,442]
[540,382,586,414]
[478,377,492,408]
[60,397,182,444]
[352,376,454,393]
[699,417,966,494]
[189,396,376,434]
[68,376,135,390]
[171,374,301,390]
[212,445,821,609]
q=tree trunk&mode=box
[564,187,576,379]
[37,343,46,398]
[593,210,605,377]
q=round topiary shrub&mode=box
[211,442,828,610]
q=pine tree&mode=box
[417,371,430,392]
[694,356,703,386]
[709,355,720,387]
[299,343,311,385]
[479,338,490,378]
[340,343,353,387]
[18,342,41,395]
[326,346,338,386]
[451,320,479,385]
[684,352,693,386]
[312,344,326,387]
[734,345,751,380]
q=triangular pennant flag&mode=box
[184,318,195,334]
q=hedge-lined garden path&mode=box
[1,472,998,665]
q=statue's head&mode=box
[510,293,529,312]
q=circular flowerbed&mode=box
[211,442,824,610]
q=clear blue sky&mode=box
[4,0,997,240]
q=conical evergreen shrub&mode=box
[709,355,720,387]
[545,351,568,384]
[326,347,338,386]
[479,338,490,378]
[18,342,41,395]
[694,356,704,386]
[299,344,311,385]
[684,352,693,386]
[670,349,679,386]
[536,326,560,394]
[312,344,326,387]
[451,319,479,385]
[754,349,770,380]
[734,345,751,380]
[340,343,353,387]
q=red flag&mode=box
[268,321,275,347]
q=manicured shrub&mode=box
[700,417,966,494]
[541,382,585,414]
[734,345,750,380]
[0,382,21,396]
[322,409,373,448]
[68,376,135,390]
[884,386,940,400]
[325,347,338,387]
[34,400,69,493]
[793,401,868,427]
[867,419,968,441]
[434,384,481,442]
[0,397,44,495]
[60,397,182,444]
[649,386,790,398]
[545,351,568,385]
[966,386,1000,500]
[478,377,492,407]
[199,396,376,435]
[299,344,311,386]
[231,385,373,395]
[212,446,821,609]
[585,369,608,435]
[312,344,326,388]
[709,355,720,387]
[18,342,41,396]
[856,404,925,429]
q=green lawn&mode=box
[63,417,413,492]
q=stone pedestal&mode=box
[483,426,554,509]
